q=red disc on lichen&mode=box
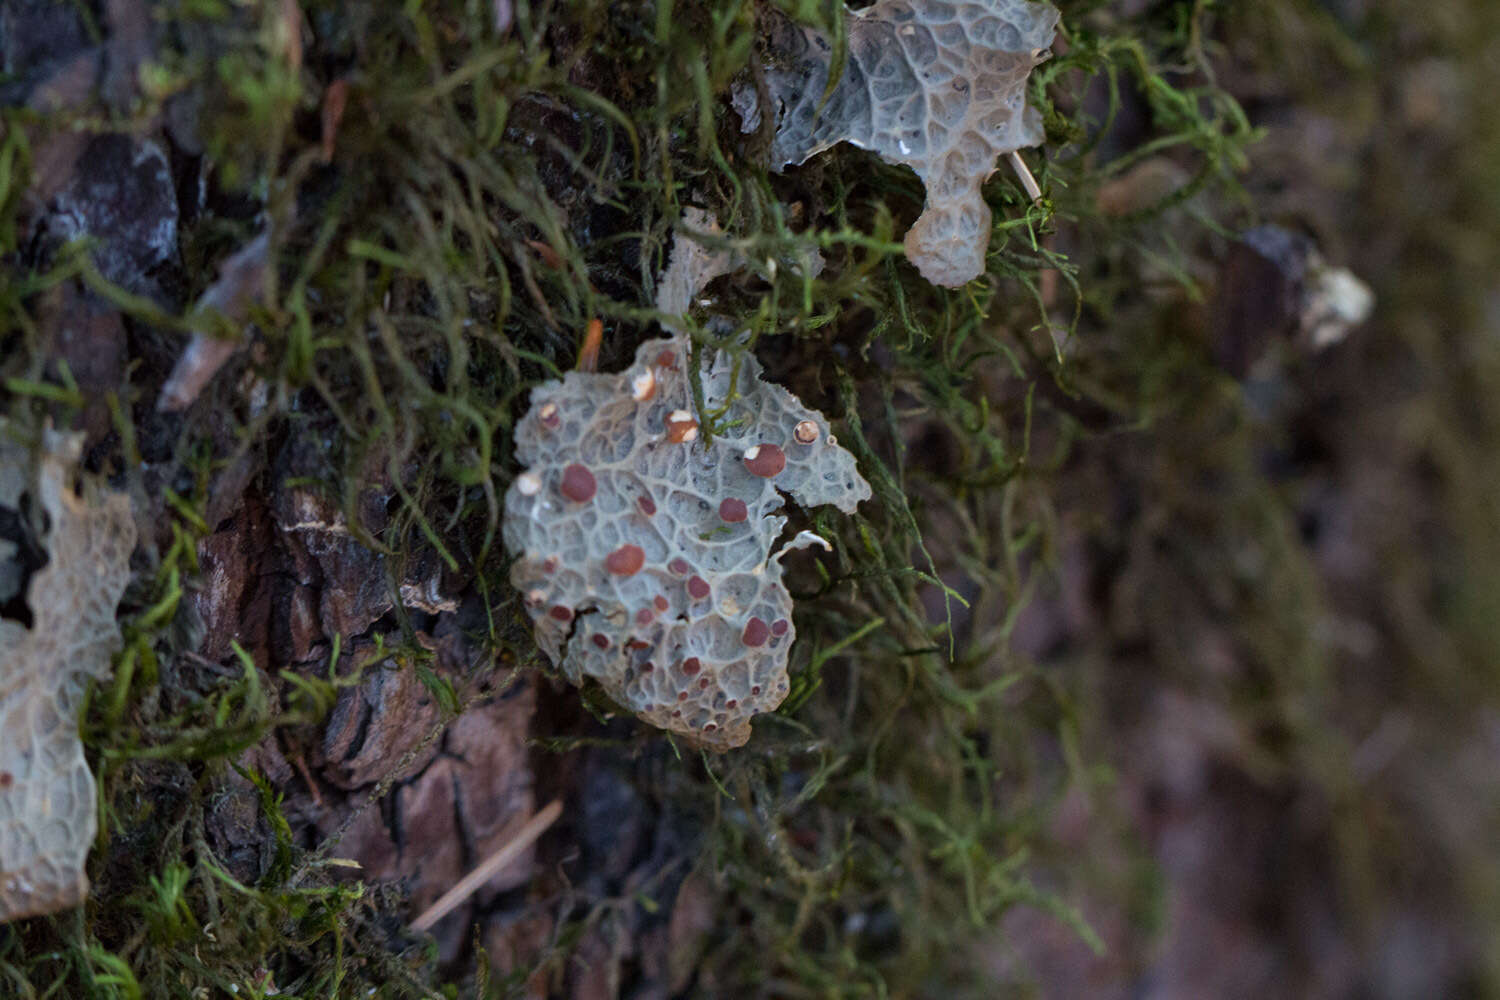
[604,544,645,576]
[548,605,573,622]
[653,595,669,611]
[771,618,790,636]
[719,497,748,523]
[668,557,691,575]
[635,608,654,625]
[726,699,737,710]
[743,443,786,478]
[559,463,596,502]
[751,684,762,695]
[656,349,677,369]
[591,633,610,649]
[637,494,657,516]
[686,576,711,600]
[665,415,698,444]
[698,677,710,690]
[683,657,702,676]
[742,617,770,646]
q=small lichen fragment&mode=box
[503,338,870,749]
[0,429,135,921]
[653,208,740,320]
[738,0,1060,287]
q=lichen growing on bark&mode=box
[736,0,1059,286]
[503,335,870,749]
[0,428,135,921]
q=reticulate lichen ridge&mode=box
[740,0,1060,287]
[503,337,870,749]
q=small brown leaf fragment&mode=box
[320,78,349,163]
[525,239,565,270]
[578,318,603,373]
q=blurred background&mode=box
[983,1,1500,995]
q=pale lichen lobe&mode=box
[0,429,135,922]
[503,338,870,749]
[738,0,1060,287]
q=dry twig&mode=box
[410,799,563,933]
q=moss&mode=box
[0,0,1285,995]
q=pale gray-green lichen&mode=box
[736,0,1060,287]
[503,336,869,750]
[1,428,135,922]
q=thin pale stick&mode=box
[410,799,563,933]
[1008,151,1043,204]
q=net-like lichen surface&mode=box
[504,338,870,749]
[0,431,135,921]
[739,0,1060,287]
